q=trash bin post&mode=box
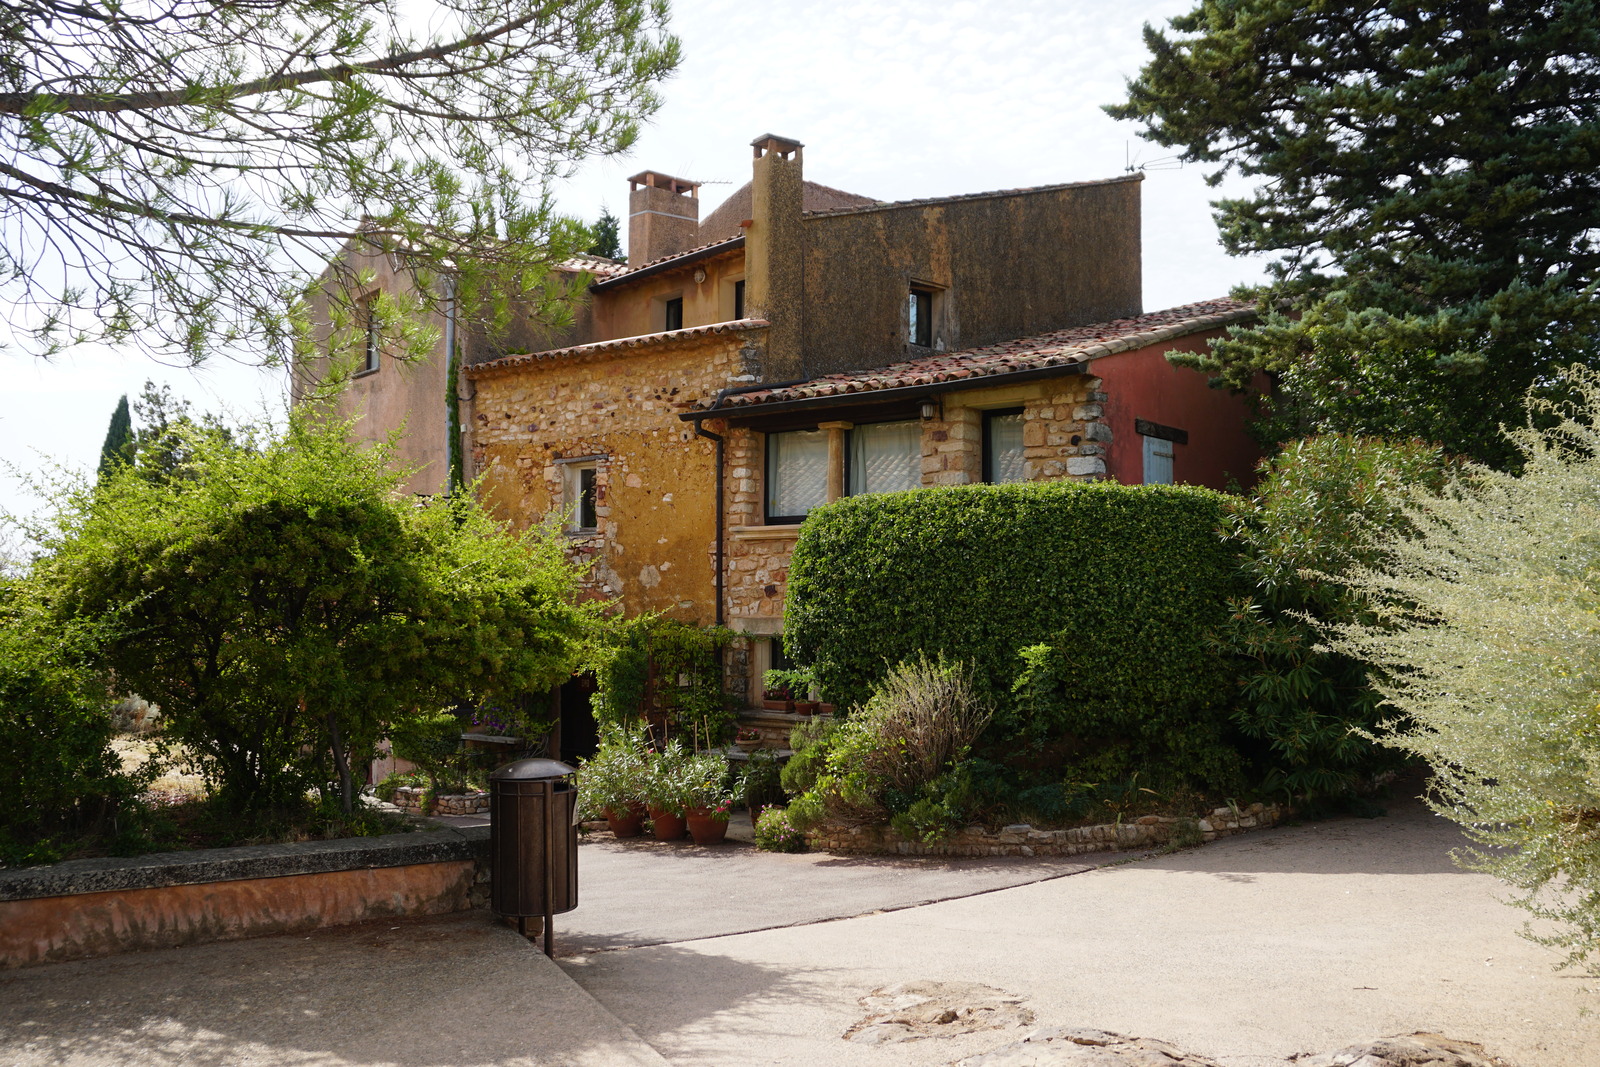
[488,757,578,957]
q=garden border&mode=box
[0,826,491,969]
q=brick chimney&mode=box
[745,134,804,380]
[627,171,700,265]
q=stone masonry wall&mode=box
[724,370,1109,630]
[807,802,1285,858]
[467,328,764,620]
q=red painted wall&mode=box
[1094,329,1263,492]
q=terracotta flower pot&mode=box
[648,806,686,841]
[685,807,730,845]
[604,808,644,838]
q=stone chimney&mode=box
[745,134,804,380]
[627,171,700,265]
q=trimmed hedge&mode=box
[784,481,1243,784]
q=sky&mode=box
[0,0,1271,525]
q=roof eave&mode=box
[680,361,1088,421]
[590,237,745,293]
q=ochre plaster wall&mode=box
[590,251,746,341]
[1093,330,1263,491]
[1,861,473,969]
[797,177,1143,379]
[468,329,765,621]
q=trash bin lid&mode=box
[489,757,577,781]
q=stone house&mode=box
[297,132,1261,716]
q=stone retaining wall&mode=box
[0,827,491,969]
[807,802,1286,857]
[391,786,490,816]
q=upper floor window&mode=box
[563,459,600,532]
[733,279,745,320]
[359,294,381,374]
[983,409,1026,484]
[848,420,921,496]
[664,296,684,332]
[908,288,933,347]
[766,429,828,524]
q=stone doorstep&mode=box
[0,825,490,903]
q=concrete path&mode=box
[0,912,666,1067]
[557,795,1600,1067]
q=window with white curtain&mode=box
[848,420,921,496]
[983,410,1026,483]
[766,429,829,522]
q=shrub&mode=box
[1221,435,1457,801]
[753,807,807,853]
[741,748,786,815]
[576,724,649,820]
[785,657,991,841]
[0,602,143,864]
[1329,366,1600,971]
[785,481,1238,733]
[36,412,594,818]
[586,616,735,746]
[785,481,1243,798]
[390,711,471,797]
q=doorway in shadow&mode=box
[555,674,598,766]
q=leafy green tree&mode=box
[0,583,142,865]
[1330,366,1600,970]
[2,0,679,364]
[38,413,596,816]
[1220,435,1455,802]
[96,395,132,480]
[588,208,626,262]
[1109,1,1600,466]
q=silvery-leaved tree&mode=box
[0,0,680,365]
[1329,365,1600,971]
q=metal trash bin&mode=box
[488,757,578,956]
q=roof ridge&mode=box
[465,319,770,377]
[801,173,1144,220]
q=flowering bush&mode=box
[754,807,807,853]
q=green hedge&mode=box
[784,481,1243,784]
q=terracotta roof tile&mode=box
[700,299,1254,410]
[465,319,769,378]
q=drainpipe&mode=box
[443,273,458,495]
[693,422,726,627]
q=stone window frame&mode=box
[556,454,604,534]
[655,291,685,332]
[725,275,746,321]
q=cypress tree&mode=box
[97,395,132,479]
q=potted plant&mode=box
[767,667,820,714]
[761,669,794,712]
[577,725,649,838]
[734,725,763,751]
[682,751,735,845]
[742,748,786,827]
[642,742,693,840]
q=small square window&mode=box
[983,409,1026,484]
[908,288,933,348]
[664,296,684,332]
[564,461,599,532]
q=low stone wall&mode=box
[807,802,1286,857]
[0,826,491,969]
[391,786,490,816]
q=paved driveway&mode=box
[557,793,1600,1067]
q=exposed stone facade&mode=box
[805,802,1286,858]
[468,326,765,617]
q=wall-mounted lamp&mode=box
[920,400,938,421]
